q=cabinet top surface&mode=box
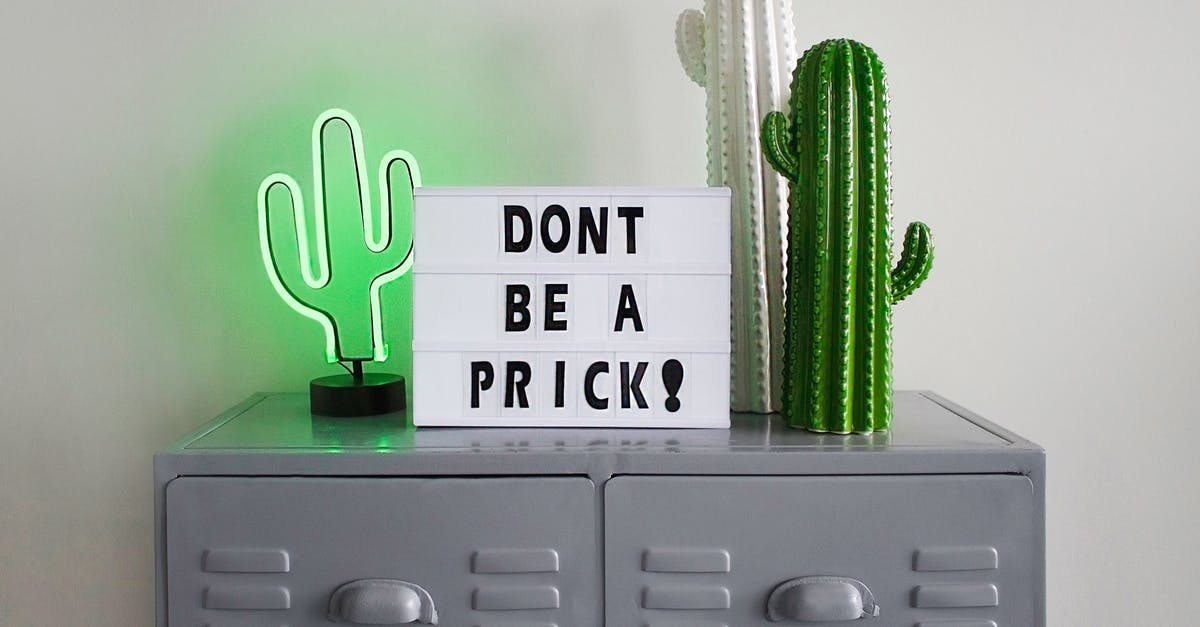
[168,391,1037,455]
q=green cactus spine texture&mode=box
[762,39,933,433]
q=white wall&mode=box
[1,1,1196,624]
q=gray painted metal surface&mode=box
[155,390,1045,626]
[606,475,1034,625]
[167,476,596,626]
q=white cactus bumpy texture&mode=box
[676,0,796,413]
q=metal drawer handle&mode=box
[328,579,438,624]
[766,576,879,622]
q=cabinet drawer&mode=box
[166,476,599,626]
[605,475,1035,626]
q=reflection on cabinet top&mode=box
[157,391,1041,479]
[176,391,1033,452]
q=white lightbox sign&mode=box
[412,187,730,428]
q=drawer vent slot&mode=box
[643,622,728,627]
[472,585,561,611]
[642,548,730,573]
[203,548,290,573]
[912,614,998,619]
[472,548,560,574]
[912,583,999,609]
[642,585,731,610]
[474,623,558,627]
[203,584,291,610]
[914,546,998,572]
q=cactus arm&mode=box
[314,109,390,254]
[890,221,934,304]
[257,174,339,362]
[366,150,422,361]
[676,9,707,86]
[376,149,422,262]
[761,111,799,182]
[367,243,413,362]
[262,172,329,290]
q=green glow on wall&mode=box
[257,108,420,363]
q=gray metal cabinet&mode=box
[165,477,599,626]
[155,391,1045,626]
[605,475,1035,626]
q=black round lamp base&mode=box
[310,373,406,417]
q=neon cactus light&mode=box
[762,40,934,433]
[675,0,796,414]
[257,109,421,365]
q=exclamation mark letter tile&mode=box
[652,353,691,418]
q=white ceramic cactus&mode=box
[676,0,796,413]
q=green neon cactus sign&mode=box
[257,109,421,364]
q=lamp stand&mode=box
[310,360,406,417]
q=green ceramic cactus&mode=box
[762,39,934,433]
